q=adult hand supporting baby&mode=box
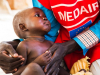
[0,41,24,73]
[44,39,81,75]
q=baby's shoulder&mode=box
[21,39,39,47]
[18,40,29,47]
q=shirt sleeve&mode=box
[73,20,100,55]
[37,0,51,10]
[13,39,23,42]
[32,0,60,42]
[19,38,24,41]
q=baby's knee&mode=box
[21,63,42,75]
[27,63,41,71]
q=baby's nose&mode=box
[43,17,47,20]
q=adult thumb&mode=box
[47,43,58,54]
[0,42,18,57]
[6,45,18,57]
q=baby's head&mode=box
[13,7,51,39]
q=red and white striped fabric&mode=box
[77,30,99,49]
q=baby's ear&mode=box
[19,24,28,31]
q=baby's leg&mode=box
[21,63,45,75]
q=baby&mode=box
[12,7,69,75]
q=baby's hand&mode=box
[34,51,51,66]
[39,51,51,66]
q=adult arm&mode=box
[74,20,100,55]
[0,39,24,73]
[44,20,100,75]
[44,39,81,75]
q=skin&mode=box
[0,7,80,75]
[0,41,24,73]
[17,7,51,38]
[13,38,53,75]
[12,7,52,75]
[13,7,70,75]
[44,40,80,75]
[21,63,46,75]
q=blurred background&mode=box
[0,0,32,74]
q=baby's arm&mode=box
[31,41,53,66]
[13,41,28,75]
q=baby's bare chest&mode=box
[26,41,52,63]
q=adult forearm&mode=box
[7,39,20,50]
[73,20,100,55]
[62,39,81,55]
[44,40,81,75]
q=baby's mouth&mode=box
[44,21,51,26]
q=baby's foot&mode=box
[34,51,51,66]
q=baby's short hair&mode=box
[13,7,42,39]
[13,9,27,38]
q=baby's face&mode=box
[25,7,51,34]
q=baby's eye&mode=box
[35,14,40,17]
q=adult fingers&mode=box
[5,44,18,57]
[2,51,8,55]
[45,61,59,75]
[47,57,51,63]
[47,44,58,54]
[0,52,21,63]
[45,59,61,75]
[44,51,60,73]
[52,68,60,75]
[0,42,18,57]
[1,59,24,71]
[44,56,56,73]
[10,58,24,69]
[0,53,24,71]
[1,67,17,74]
